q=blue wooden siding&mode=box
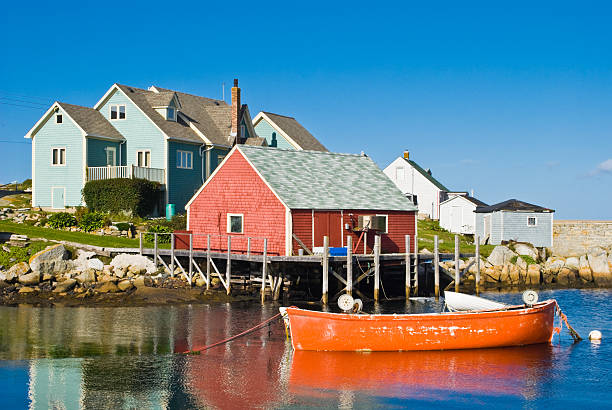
[98,90,166,169]
[33,109,84,208]
[87,138,123,167]
[168,141,203,213]
[254,119,296,149]
[501,212,553,247]
[240,117,252,140]
[210,147,229,171]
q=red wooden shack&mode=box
[186,146,417,256]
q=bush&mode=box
[74,206,90,223]
[78,212,106,232]
[82,178,161,217]
[157,214,187,231]
[145,225,173,243]
[114,222,132,232]
[47,212,77,229]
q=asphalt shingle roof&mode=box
[402,158,449,191]
[262,112,327,152]
[474,199,554,213]
[58,102,124,140]
[238,145,417,211]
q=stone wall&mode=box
[553,220,612,257]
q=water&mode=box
[0,289,610,409]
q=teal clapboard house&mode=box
[252,112,328,151]
[25,79,259,213]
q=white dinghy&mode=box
[444,291,508,312]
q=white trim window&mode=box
[51,147,66,166]
[527,217,537,227]
[136,150,151,167]
[227,213,244,234]
[375,214,389,233]
[105,147,116,166]
[110,105,126,120]
[56,114,63,124]
[167,107,176,121]
[177,150,193,169]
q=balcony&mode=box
[86,165,165,185]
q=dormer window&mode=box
[110,105,126,120]
[56,114,63,124]
[167,107,176,121]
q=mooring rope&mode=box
[181,312,283,354]
[554,302,582,342]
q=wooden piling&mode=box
[434,235,439,299]
[261,238,267,303]
[139,232,143,255]
[247,237,251,259]
[153,233,158,267]
[346,236,353,296]
[322,236,329,305]
[405,235,410,299]
[188,234,193,285]
[475,236,480,295]
[414,232,418,296]
[206,235,211,290]
[226,236,231,295]
[455,234,460,292]
[374,235,380,302]
[170,233,175,277]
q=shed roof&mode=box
[474,199,554,213]
[260,112,328,151]
[58,102,124,140]
[441,195,488,207]
[401,158,449,191]
[238,146,417,211]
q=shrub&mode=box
[74,206,90,223]
[145,225,173,243]
[78,212,106,232]
[82,178,161,217]
[47,212,77,229]
[157,214,187,231]
[115,222,132,232]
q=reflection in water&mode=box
[0,290,610,408]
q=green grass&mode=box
[417,219,495,258]
[0,220,166,249]
[0,241,49,268]
[1,193,32,208]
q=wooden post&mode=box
[374,235,380,302]
[247,237,251,259]
[170,233,175,277]
[154,233,158,267]
[139,232,143,255]
[261,238,267,304]
[414,232,418,296]
[434,235,439,299]
[455,234,460,292]
[206,235,211,290]
[346,236,353,296]
[475,236,481,295]
[226,236,231,295]
[322,236,329,305]
[405,235,410,299]
[188,233,193,285]
[364,232,367,254]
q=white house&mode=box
[440,194,488,234]
[384,151,452,219]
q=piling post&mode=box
[414,232,418,296]
[226,236,231,295]
[139,232,143,255]
[405,235,411,299]
[206,235,211,290]
[247,237,251,258]
[170,233,175,277]
[322,236,329,305]
[346,236,353,296]
[364,232,368,254]
[374,235,380,302]
[154,233,158,267]
[475,236,480,295]
[455,234,460,292]
[434,235,439,299]
[188,233,193,285]
[261,238,267,304]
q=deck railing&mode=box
[86,165,165,184]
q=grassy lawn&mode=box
[417,219,495,258]
[0,192,32,208]
[0,220,154,249]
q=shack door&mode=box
[313,211,343,248]
[450,206,462,233]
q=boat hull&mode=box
[286,300,556,351]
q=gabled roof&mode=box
[58,102,124,140]
[441,194,488,207]
[255,112,327,151]
[474,199,554,213]
[402,158,449,191]
[145,91,180,108]
[237,146,416,211]
[244,137,268,146]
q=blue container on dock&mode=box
[166,204,175,221]
[329,247,348,256]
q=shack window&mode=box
[56,114,63,124]
[227,214,243,234]
[52,148,66,166]
[110,105,126,120]
[375,214,388,233]
[527,217,537,226]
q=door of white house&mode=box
[52,187,65,209]
[450,206,462,233]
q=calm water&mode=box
[0,289,610,409]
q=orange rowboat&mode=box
[285,300,557,351]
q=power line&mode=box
[0,101,47,110]
[0,97,49,107]
[0,89,54,103]
[0,140,30,144]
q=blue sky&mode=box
[1,1,610,219]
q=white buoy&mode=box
[589,330,602,341]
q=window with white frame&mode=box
[177,150,193,169]
[106,147,116,166]
[56,114,63,124]
[375,214,388,233]
[227,214,244,234]
[110,105,126,120]
[527,217,537,226]
[52,148,66,166]
[136,150,151,167]
[167,107,176,121]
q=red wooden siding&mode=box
[292,210,416,254]
[187,150,287,255]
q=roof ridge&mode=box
[239,145,364,158]
[263,111,296,119]
[152,85,227,105]
[57,101,94,109]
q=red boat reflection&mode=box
[289,344,553,399]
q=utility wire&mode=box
[0,102,47,110]
[0,140,30,144]
[0,97,49,107]
[0,90,54,102]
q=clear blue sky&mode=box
[1,1,610,219]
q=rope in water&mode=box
[554,302,582,342]
[181,312,283,354]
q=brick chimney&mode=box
[231,79,241,144]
